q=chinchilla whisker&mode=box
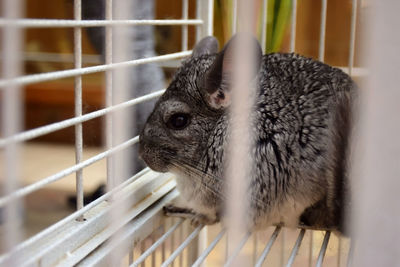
[170,158,273,210]
[169,161,226,199]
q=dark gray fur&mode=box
[139,35,355,233]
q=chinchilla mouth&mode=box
[139,141,177,173]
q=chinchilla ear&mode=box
[192,36,219,57]
[202,33,262,110]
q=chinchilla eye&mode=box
[167,113,191,130]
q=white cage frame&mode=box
[0,0,361,266]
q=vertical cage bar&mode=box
[348,0,357,76]
[351,2,400,266]
[316,231,331,267]
[225,0,257,266]
[231,0,237,35]
[289,0,298,52]
[105,0,114,189]
[191,2,212,261]
[286,229,306,267]
[195,0,213,42]
[1,0,24,259]
[318,0,328,61]
[206,0,214,36]
[260,0,268,53]
[181,0,189,51]
[107,0,134,264]
[195,0,202,42]
[73,0,84,217]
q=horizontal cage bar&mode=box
[0,18,203,28]
[0,136,139,207]
[0,51,191,88]
[0,89,165,148]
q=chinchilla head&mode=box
[139,35,262,173]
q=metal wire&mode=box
[0,51,191,88]
[0,89,165,148]
[171,219,176,267]
[231,0,237,35]
[182,0,189,51]
[105,0,114,191]
[195,0,202,42]
[106,0,135,263]
[192,228,226,267]
[161,225,204,267]
[224,232,251,267]
[316,231,331,267]
[252,233,258,265]
[261,0,268,53]
[286,229,306,267]
[162,224,167,263]
[18,51,101,64]
[318,0,328,61]
[290,0,298,52]
[348,0,357,76]
[1,0,24,256]
[0,136,139,208]
[0,167,151,263]
[178,225,184,267]
[0,1,358,265]
[254,226,282,267]
[207,0,214,36]
[225,1,257,266]
[73,0,84,217]
[0,18,203,28]
[132,219,185,267]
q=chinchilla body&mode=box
[139,35,355,233]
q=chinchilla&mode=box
[139,34,355,233]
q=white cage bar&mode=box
[0,0,371,266]
[1,0,24,258]
[73,0,84,215]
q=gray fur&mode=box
[139,35,355,233]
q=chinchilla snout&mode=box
[139,125,170,173]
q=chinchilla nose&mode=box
[140,123,154,144]
[138,125,150,158]
[141,124,151,139]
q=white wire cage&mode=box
[0,0,383,266]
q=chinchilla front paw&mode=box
[163,204,219,226]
